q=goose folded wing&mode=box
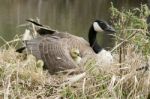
[39,37,78,73]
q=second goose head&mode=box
[89,20,115,53]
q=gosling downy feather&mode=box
[70,48,81,64]
[19,20,115,74]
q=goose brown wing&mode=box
[40,31,95,56]
[39,36,77,73]
[26,19,94,55]
[26,36,77,74]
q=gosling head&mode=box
[93,20,115,33]
[70,48,81,64]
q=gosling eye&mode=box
[75,52,80,56]
[74,52,78,55]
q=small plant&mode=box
[109,3,150,98]
[110,3,150,56]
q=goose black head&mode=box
[93,20,115,33]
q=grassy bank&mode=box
[0,4,150,99]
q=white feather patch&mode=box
[97,49,113,65]
[75,57,81,64]
[93,22,103,32]
[22,29,32,41]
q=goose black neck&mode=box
[88,26,102,53]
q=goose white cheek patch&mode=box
[93,22,103,32]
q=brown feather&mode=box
[25,29,96,74]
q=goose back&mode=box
[55,32,95,56]
[42,31,96,56]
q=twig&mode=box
[0,37,21,48]
[82,78,86,97]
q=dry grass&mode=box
[0,44,149,99]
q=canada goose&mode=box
[17,20,115,74]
